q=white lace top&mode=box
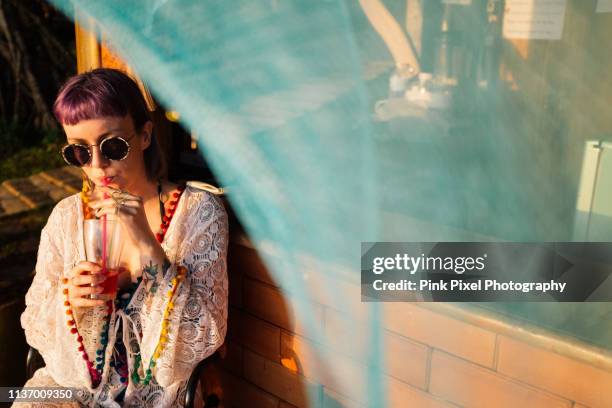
[20,182,229,407]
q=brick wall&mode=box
[211,240,612,408]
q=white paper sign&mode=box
[596,0,612,13]
[503,0,567,40]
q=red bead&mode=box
[68,320,75,326]
[156,233,163,242]
[66,310,73,315]
[78,345,84,351]
[82,353,88,360]
[64,301,70,307]
[173,192,179,198]
[70,328,78,334]
[77,336,83,342]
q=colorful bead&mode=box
[65,275,114,387]
[101,184,188,386]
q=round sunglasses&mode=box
[61,134,135,167]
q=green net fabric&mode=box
[47,0,612,405]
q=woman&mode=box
[16,68,228,407]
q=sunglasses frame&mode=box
[61,134,136,167]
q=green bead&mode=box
[145,369,152,375]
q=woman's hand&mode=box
[87,185,167,276]
[65,261,112,307]
[87,186,157,250]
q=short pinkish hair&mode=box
[53,68,165,180]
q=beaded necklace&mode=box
[65,179,187,387]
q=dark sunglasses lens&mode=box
[63,145,91,166]
[101,137,129,160]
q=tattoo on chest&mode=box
[142,258,172,295]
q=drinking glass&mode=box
[83,218,124,300]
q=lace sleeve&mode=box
[151,192,229,387]
[20,202,88,388]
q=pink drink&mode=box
[100,267,123,295]
[83,218,123,300]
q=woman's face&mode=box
[63,115,152,191]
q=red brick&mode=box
[219,369,279,408]
[243,277,324,338]
[236,311,281,362]
[226,307,240,341]
[383,303,496,367]
[497,336,612,408]
[284,254,360,310]
[386,376,456,408]
[281,332,381,405]
[322,387,365,408]
[324,308,429,389]
[227,265,242,308]
[219,340,243,377]
[244,349,321,408]
[231,243,279,287]
[430,351,573,408]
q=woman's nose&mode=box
[89,146,109,168]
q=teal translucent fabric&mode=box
[47,0,612,405]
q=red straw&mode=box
[101,178,110,273]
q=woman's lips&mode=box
[100,176,115,185]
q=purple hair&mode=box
[53,68,150,129]
[53,68,165,180]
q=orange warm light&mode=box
[281,357,298,373]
